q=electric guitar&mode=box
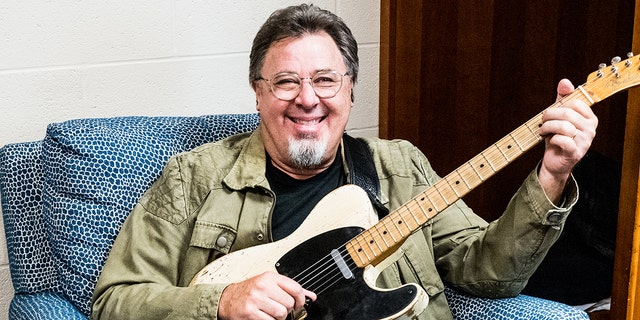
[190,54,640,319]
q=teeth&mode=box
[293,118,320,125]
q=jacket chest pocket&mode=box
[190,221,238,254]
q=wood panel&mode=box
[381,0,632,221]
[614,1,640,318]
[380,0,637,319]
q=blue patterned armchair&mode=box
[0,114,589,319]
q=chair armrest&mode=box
[445,286,589,319]
[9,292,87,320]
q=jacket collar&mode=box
[223,127,270,191]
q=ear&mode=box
[252,82,262,111]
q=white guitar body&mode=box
[191,185,429,319]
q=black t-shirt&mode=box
[266,152,345,241]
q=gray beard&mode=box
[288,134,328,169]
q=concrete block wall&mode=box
[0,1,380,318]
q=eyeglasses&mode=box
[257,70,349,101]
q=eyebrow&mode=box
[274,68,337,76]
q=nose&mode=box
[294,78,319,107]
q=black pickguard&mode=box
[276,227,420,320]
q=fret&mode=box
[414,196,433,220]
[359,231,378,258]
[388,213,406,237]
[497,135,522,160]
[460,165,483,189]
[380,218,399,243]
[453,169,472,190]
[433,183,451,206]
[494,142,511,162]
[469,155,494,180]
[425,190,442,212]
[397,208,413,230]
[366,229,384,254]
[524,120,541,140]
[373,223,391,248]
[419,193,438,218]
[444,176,462,198]
[508,132,525,151]
[351,237,370,264]
[468,160,485,181]
[405,202,424,226]
[480,151,498,171]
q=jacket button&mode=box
[547,212,562,223]
[216,236,228,247]
[257,233,264,241]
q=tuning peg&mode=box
[626,52,634,67]
[611,57,621,76]
[597,63,607,78]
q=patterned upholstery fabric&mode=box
[1,113,589,319]
[10,292,86,320]
[445,287,588,320]
[0,141,59,294]
[40,114,260,316]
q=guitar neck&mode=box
[345,85,600,268]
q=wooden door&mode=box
[380,1,639,319]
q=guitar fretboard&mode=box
[345,85,600,268]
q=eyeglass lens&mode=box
[268,71,344,100]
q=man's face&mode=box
[254,31,353,178]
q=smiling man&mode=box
[92,4,598,320]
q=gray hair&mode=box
[249,4,359,100]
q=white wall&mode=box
[0,1,380,318]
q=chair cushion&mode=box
[0,140,59,294]
[445,286,589,319]
[40,114,260,316]
[9,292,87,320]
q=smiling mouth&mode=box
[289,116,326,125]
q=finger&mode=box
[259,301,290,320]
[276,278,315,311]
[556,78,575,101]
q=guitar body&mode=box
[191,185,429,319]
[277,227,427,319]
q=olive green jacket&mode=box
[91,128,577,320]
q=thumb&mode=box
[556,78,575,101]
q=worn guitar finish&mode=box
[191,55,640,319]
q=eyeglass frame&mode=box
[256,70,351,101]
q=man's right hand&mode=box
[218,271,317,320]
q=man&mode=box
[92,4,598,320]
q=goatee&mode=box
[288,134,327,169]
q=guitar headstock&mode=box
[584,53,640,103]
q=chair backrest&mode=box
[0,140,59,294]
[1,113,260,316]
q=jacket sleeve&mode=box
[91,156,226,320]
[430,159,578,298]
